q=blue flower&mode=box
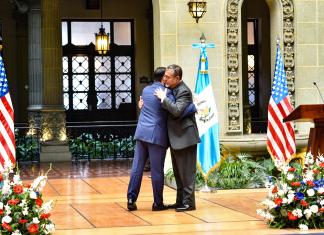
[295,191,305,200]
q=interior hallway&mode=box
[19,161,324,235]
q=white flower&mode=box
[32,217,40,224]
[12,230,22,235]
[30,191,37,199]
[304,170,314,181]
[307,189,315,197]
[41,200,54,214]
[304,209,312,219]
[310,205,318,213]
[45,223,55,234]
[13,174,21,184]
[256,209,264,216]
[317,187,324,194]
[282,197,288,204]
[31,176,47,192]
[293,209,303,218]
[0,202,3,209]
[299,224,308,231]
[320,199,324,206]
[22,207,28,216]
[287,173,294,180]
[277,190,285,196]
[287,193,294,203]
[2,180,11,195]
[4,204,11,215]
[2,215,12,224]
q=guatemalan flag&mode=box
[0,55,16,171]
[193,38,221,179]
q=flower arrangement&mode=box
[257,153,324,230]
[0,164,55,234]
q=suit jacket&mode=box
[134,82,170,148]
[162,81,200,150]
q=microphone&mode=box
[313,82,324,103]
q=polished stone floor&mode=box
[19,161,324,235]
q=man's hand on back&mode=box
[154,88,167,102]
[138,96,144,109]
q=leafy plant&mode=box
[206,153,267,189]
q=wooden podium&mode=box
[284,104,324,156]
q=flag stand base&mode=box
[200,183,214,193]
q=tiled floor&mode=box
[20,161,324,235]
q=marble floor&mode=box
[19,161,324,235]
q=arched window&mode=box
[242,0,271,134]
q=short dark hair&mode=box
[166,64,182,79]
[153,67,166,82]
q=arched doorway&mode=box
[226,0,295,134]
[241,0,271,133]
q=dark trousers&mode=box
[127,140,167,205]
[170,144,197,208]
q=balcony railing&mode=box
[14,121,137,162]
[66,121,137,161]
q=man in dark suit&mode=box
[127,67,196,212]
[155,64,200,212]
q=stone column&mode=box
[27,0,42,128]
[38,0,70,161]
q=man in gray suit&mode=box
[155,64,200,212]
[127,67,196,212]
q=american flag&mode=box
[0,55,15,171]
[267,43,295,165]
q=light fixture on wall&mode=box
[95,0,109,55]
[188,0,207,23]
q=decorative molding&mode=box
[28,110,67,142]
[226,0,295,133]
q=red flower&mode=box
[13,185,24,194]
[290,182,301,187]
[2,222,12,232]
[287,211,298,221]
[36,197,43,207]
[306,181,315,187]
[300,200,308,207]
[40,213,51,219]
[19,218,28,224]
[8,198,20,206]
[288,167,295,172]
[319,162,324,168]
[319,208,324,213]
[0,173,3,181]
[28,224,39,234]
[0,209,3,215]
[274,197,283,206]
[272,186,278,194]
[293,196,298,201]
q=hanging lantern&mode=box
[188,0,207,23]
[95,0,109,55]
[95,26,109,55]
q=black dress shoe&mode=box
[127,199,137,211]
[152,203,168,211]
[175,204,195,212]
[167,203,179,209]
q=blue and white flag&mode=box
[193,40,221,179]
